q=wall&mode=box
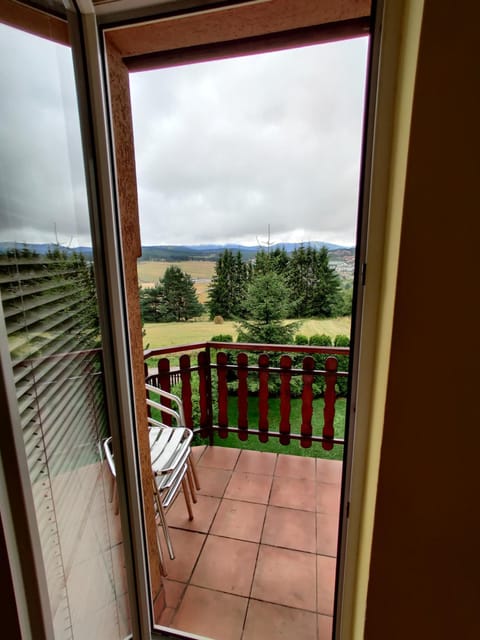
[365,1,480,637]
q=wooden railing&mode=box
[144,341,349,451]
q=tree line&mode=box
[208,245,347,320]
[139,245,351,330]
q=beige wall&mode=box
[365,1,480,637]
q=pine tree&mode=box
[236,271,298,344]
[160,265,203,322]
[286,245,342,318]
[207,249,248,319]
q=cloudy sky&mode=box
[0,23,368,249]
[0,23,91,248]
[130,37,369,248]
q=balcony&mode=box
[157,445,341,640]
[145,341,348,639]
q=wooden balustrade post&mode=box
[279,355,292,446]
[301,356,315,448]
[237,353,249,441]
[217,352,229,439]
[198,349,213,443]
[322,356,337,450]
[179,354,193,428]
[258,353,269,443]
[158,357,171,426]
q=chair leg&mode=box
[153,479,176,561]
[154,516,168,577]
[181,477,194,521]
[113,483,119,516]
[189,453,201,491]
[186,464,197,504]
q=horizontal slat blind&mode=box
[0,246,109,636]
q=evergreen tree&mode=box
[253,247,289,277]
[207,249,248,319]
[160,265,203,322]
[139,284,163,322]
[286,245,342,318]
[236,271,298,344]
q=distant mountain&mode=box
[184,241,346,252]
[0,242,93,258]
[141,241,352,261]
[1,241,354,263]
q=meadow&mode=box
[138,260,215,302]
[143,316,351,349]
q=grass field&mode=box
[143,316,351,349]
[190,396,346,461]
[138,260,216,303]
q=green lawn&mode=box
[145,317,350,461]
[195,396,346,461]
[144,316,351,350]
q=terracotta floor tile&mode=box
[251,545,316,611]
[235,449,277,475]
[191,535,258,597]
[211,499,266,542]
[199,446,241,470]
[316,458,342,485]
[197,466,232,498]
[316,512,339,557]
[270,476,316,511]
[190,445,206,464]
[171,585,248,640]
[318,614,333,640]
[225,471,273,504]
[316,482,341,514]
[317,555,336,615]
[243,599,317,640]
[275,453,316,480]
[159,529,205,582]
[262,506,316,553]
[157,607,175,628]
[163,579,186,609]
[167,493,220,533]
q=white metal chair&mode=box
[148,424,194,572]
[103,436,118,514]
[103,422,194,576]
[145,383,201,494]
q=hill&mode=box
[1,242,355,266]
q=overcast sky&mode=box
[0,24,368,249]
[130,37,369,248]
[0,24,90,248]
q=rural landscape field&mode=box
[138,260,215,303]
[143,316,351,349]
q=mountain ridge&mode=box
[0,241,354,261]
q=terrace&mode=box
[144,341,348,639]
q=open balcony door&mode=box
[97,1,374,637]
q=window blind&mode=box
[0,247,110,636]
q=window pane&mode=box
[0,22,131,639]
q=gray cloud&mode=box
[0,25,368,250]
[130,37,368,247]
[0,24,90,247]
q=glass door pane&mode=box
[0,21,131,639]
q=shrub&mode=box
[334,334,350,396]
[294,334,309,345]
[210,334,233,342]
[309,333,332,346]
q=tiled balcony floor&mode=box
[156,446,342,640]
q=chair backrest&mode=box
[103,437,116,477]
[145,383,186,426]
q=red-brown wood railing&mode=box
[144,341,349,450]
